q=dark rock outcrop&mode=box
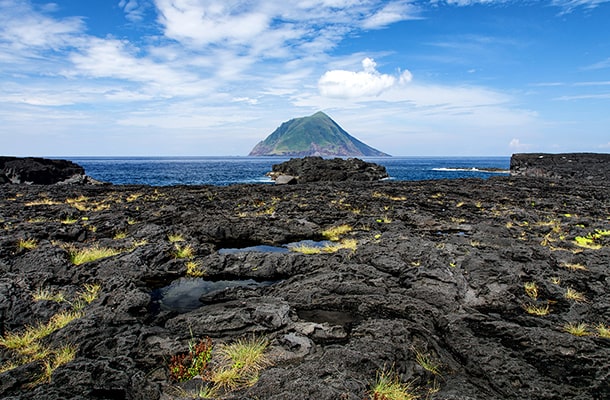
[511,152,610,180]
[268,156,389,183]
[1,167,609,399]
[0,157,105,185]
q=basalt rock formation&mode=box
[0,157,104,185]
[511,152,610,181]
[267,156,389,184]
[0,158,609,400]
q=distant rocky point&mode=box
[0,156,105,185]
[510,152,610,180]
[267,156,389,184]
[249,111,389,157]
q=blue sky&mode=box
[1,0,609,156]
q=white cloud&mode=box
[318,57,412,99]
[119,0,146,22]
[509,138,532,152]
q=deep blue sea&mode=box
[66,156,510,186]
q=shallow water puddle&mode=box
[150,277,274,313]
[218,240,332,254]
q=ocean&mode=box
[66,156,511,186]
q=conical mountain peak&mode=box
[248,112,390,157]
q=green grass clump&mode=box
[564,287,586,302]
[524,282,538,300]
[186,261,206,277]
[168,233,185,243]
[563,322,589,337]
[35,345,77,385]
[79,283,101,304]
[173,244,194,259]
[17,238,38,250]
[0,310,82,351]
[414,349,441,376]
[322,224,353,241]
[596,324,610,338]
[290,239,357,255]
[211,336,270,390]
[68,245,122,265]
[523,303,550,316]
[32,288,65,303]
[369,369,418,400]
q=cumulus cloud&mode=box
[318,57,412,99]
[509,138,531,151]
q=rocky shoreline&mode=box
[1,156,609,399]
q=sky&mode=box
[1,0,609,156]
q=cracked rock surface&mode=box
[1,176,609,399]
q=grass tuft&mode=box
[414,349,441,375]
[290,239,358,255]
[32,288,65,303]
[168,233,185,243]
[173,244,194,259]
[186,261,206,277]
[211,336,270,390]
[524,282,538,300]
[17,238,38,250]
[67,245,122,265]
[595,324,610,339]
[370,369,418,400]
[321,224,353,241]
[563,322,589,337]
[564,287,586,302]
[523,303,550,316]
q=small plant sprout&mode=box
[113,231,127,240]
[564,287,586,302]
[173,243,194,259]
[369,368,418,400]
[321,224,353,241]
[563,322,589,337]
[414,348,441,375]
[17,238,38,250]
[60,217,78,225]
[524,303,550,316]
[524,282,538,300]
[595,324,610,339]
[550,277,561,285]
[169,337,213,382]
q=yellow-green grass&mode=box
[113,231,127,240]
[562,262,588,272]
[414,349,441,376]
[596,324,610,338]
[290,239,357,255]
[173,244,194,259]
[36,345,77,384]
[211,336,270,390]
[17,238,38,250]
[60,217,79,225]
[67,245,123,265]
[186,261,206,277]
[564,287,586,302]
[523,303,550,316]
[0,310,82,351]
[79,283,101,304]
[321,224,353,241]
[524,282,538,300]
[563,322,589,337]
[369,369,418,400]
[168,233,185,243]
[25,198,61,206]
[32,288,65,303]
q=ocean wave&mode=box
[432,167,509,174]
